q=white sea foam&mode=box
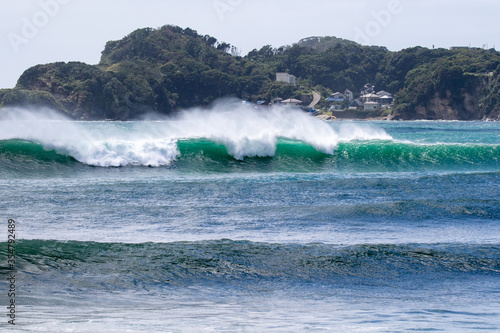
[0,101,393,166]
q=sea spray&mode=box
[0,107,179,167]
[169,100,391,158]
[0,102,393,167]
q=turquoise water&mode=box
[0,106,499,332]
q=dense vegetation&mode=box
[1,24,500,120]
[393,48,500,119]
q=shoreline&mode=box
[314,113,498,122]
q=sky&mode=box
[1,0,499,89]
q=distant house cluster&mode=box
[328,83,393,112]
[272,73,394,112]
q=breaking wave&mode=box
[0,102,390,168]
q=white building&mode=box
[363,101,380,110]
[281,98,302,107]
[276,73,297,86]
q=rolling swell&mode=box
[334,141,500,171]
[0,139,78,174]
[2,240,498,290]
[175,139,500,173]
[1,137,499,173]
[0,139,76,162]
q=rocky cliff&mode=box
[393,62,500,120]
[395,81,496,120]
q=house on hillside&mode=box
[327,92,346,101]
[376,90,391,97]
[376,91,393,105]
[281,98,302,107]
[360,83,379,105]
[344,89,354,101]
[276,73,297,86]
[362,83,375,95]
[360,93,380,103]
[349,99,363,110]
[379,95,393,105]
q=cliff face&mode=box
[393,65,500,121]
[409,89,486,121]
[10,62,134,120]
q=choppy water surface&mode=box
[0,105,499,332]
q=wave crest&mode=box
[0,102,392,167]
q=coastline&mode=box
[314,111,498,121]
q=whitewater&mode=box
[1,102,499,332]
[0,102,391,167]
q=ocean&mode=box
[1,103,499,332]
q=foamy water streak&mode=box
[0,102,392,166]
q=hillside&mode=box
[2,26,250,119]
[1,24,500,120]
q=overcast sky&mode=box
[1,0,499,88]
